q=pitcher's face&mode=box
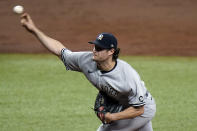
[92,45,114,62]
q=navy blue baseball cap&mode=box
[88,33,118,49]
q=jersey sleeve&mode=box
[61,48,89,72]
[127,68,146,107]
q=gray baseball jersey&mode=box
[61,48,156,118]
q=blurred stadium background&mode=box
[0,0,196,55]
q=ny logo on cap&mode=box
[98,34,103,40]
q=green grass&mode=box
[0,54,197,131]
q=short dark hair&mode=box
[112,48,120,60]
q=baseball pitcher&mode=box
[20,13,156,131]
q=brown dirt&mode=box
[0,0,197,56]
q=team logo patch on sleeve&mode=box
[139,96,144,102]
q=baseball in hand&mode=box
[13,5,24,14]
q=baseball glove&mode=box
[93,91,124,124]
